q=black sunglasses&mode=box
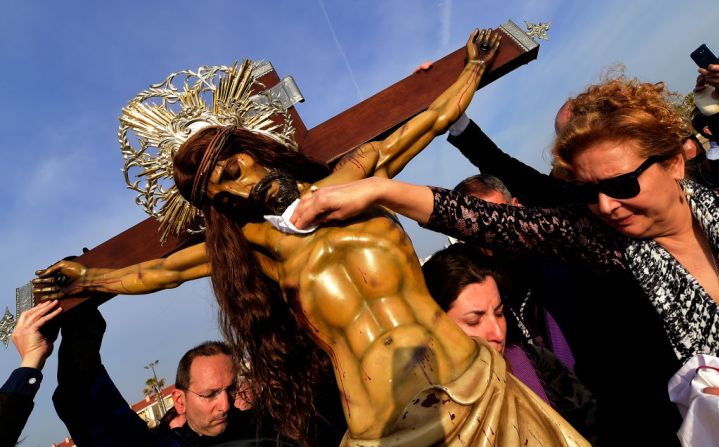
[573,156,665,204]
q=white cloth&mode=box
[447,112,470,136]
[695,87,719,116]
[667,354,719,446]
[263,199,318,234]
[707,142,719,161]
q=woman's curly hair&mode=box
[552,77,691,180]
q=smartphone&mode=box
[691,44,719,69]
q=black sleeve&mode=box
[705,158,719,187]
[447,120,576,207]
[0,367,45,446]
[523,344,599,445]
[423,186,626,270]
[0,390,34,447]
[53,304,155,446]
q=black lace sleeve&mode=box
[424,187,626,269]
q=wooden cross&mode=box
[44,20,540,313]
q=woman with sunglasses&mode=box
[291,79,719,368]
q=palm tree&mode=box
[143,376,166,399]
[143,360,167,416]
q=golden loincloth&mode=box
[341,339,589,446]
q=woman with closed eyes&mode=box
[292,78,719,367]
[421,243,598,443]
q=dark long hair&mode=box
[421,244,528,345]
[421,243,510,312]
[174,127,332,442]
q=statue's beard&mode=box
[249,169,300,216]
[212,169,300,223]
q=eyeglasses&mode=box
[182,383,238,401]
[573,156,664,204]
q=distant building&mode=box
[134,384,176,427]
[51,437,74,447]
[51,384,176,446]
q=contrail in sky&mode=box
[317,0,363,99]
[440,0,452,49]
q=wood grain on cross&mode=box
[53,22,539,311]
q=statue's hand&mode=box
[466,28,501,67]
[33,260,90,301]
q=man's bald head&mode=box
[554,100,574,134]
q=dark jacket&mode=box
[52,305,290,447]
[448,121,683,446]
[447,120,576,206]
[0,367,43,447]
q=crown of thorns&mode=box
[119,60,296,243]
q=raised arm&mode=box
[293,177,435,227]
[292,177,625,269]
[422,186,623,265]
[33,242,211,300]
[448,118,577,206]
[0,300,62,447]
[315,28,501,188]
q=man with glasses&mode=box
[170,341,255,443]
[52,305,292,446]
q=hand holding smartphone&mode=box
[692,44,719,115]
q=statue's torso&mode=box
[263,209,476,438]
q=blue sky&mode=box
[1,1,717,445]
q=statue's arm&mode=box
[314,29,500,189]
[374,29,500,179]
[33,242,211,299]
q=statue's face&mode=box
[206,153,270,201]
[205,152,301,216]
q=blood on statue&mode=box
[31,23,583,447]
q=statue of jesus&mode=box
[35,29,587,446]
